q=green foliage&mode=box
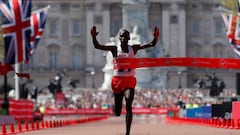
[220,0,239,14]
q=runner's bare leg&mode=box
[124,89,135,135]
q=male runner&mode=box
[91,25,159,135]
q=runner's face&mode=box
[119,30,130,43]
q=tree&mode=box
[220,0,239,14]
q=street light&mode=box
[178,71,182,89]
[90,69,95,88]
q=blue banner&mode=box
[186,106,211,118]
[202,106,211,118]
[186,107,202,118]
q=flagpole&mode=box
[15,63,20,100]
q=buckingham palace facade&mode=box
[2,0,237,91]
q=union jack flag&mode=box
[238,0,240,12]
[29,6,49,56]
[221,12,229,28]
[0,0,31,64]
[226,14,240,57]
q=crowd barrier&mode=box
[0,98,34,123]
[8,99,34,122]
[178,101,233,119]
[44,108,179,115]
[167,101,240,130]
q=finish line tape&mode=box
[113,57,240,70]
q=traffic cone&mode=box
[36,121,40,130]
[9,123,15,134]
[204,119,208,126]
[67,120,70,125]
[65,120,68,126]
[53,121,56,127]
[220,118,225,128]
[1,124,7,135]
[224,119,230,128]
[211,118,216,127]
[59,120,62,127]
[56,120,58,127]
[219,118,223,128]
[208,119,211,126]
[41,120,45,128]
[55,120,58,127]
[45,120,49,128]
[211,119,215,126]
[205,119,209,126]
[61,120,65,126]
[24,121,29,131]
[216,118,220,127]
[235,119,240,129]
[17,121,22,133]
[31,121,35,130]
[229,119,235,129]
[49,120,53,128]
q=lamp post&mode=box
[90,69,95,88]
[2,75,9,115]
[178,71,182,89]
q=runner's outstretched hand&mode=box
[153,26,160,39]
[91,26,99,37]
